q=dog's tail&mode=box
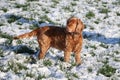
[14,28,39,39]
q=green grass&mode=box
[85,45,89,49]
[50,4,56,8]
[58,56,64,62]
[102,2,108,4]
[8,60,28,74]
[114,51,119,55]
[43,59,52,66]
[63,6,74,12]
[72,73,79,78]
[114,57,120,62]
[112,0,120,5]
[27,0,39,1]
[2,8,8,12]
[90,51,96,57]
[16,63,28,70]
[102,57,109,64]
[0,32,13,39]
[94,19,100,24]
[86,11,95,19]
[99,43,108,48]
[99,8,110,14]
[116,12,120,16]
[7,15,21,23]
[63,6,71,11]
[40,15,54,24]
[26,72,35,78]
[15,3,29,11]
[71,2,77,6]
[51,0,59,4]
[90,26,95,30]
[98,64,116,77]
[88,67,93,73]
[0,49,4,57]
[42,8,49,14]
[50,0,59,8]
[0,23,4,26]
[29,24,38,30]
[89,45,97,49]
[37,74,46,80]
[0,32,13,45]
[66,72,79,79]
[16,21,23,25]
[16,40,23,44]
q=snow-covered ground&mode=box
[0,0,120,80]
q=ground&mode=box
[0,0,120,80]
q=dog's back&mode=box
[14,26,67,50]
[44,27,66,50]
[14,26,65,38]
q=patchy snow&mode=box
[0,0,120,80]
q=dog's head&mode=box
[66,17,84,33]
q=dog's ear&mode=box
[75,19,84,33]
[67,18,71,25]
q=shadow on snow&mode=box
[1,14,120,45]
[83,31,120,44]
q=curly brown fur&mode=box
[14,17,84,65]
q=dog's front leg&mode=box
[74,50,82,65]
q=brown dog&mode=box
[14,17,84,65]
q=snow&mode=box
[0,0,120,80]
